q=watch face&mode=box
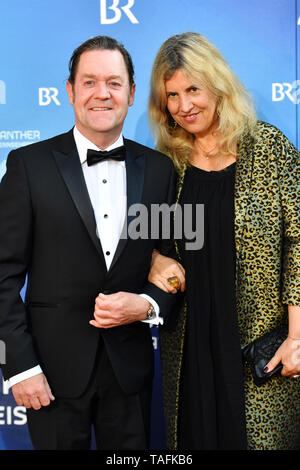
[147,306,155,320]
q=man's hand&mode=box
[90,292,150,329]
[12,373,55,410]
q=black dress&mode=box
[177,163,247,450]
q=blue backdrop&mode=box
[0,0,299,450]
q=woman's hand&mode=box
[264,337,300,378]
[148,252,186,294]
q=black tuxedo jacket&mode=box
[0,130,177,397]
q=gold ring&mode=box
[167,276,180,289]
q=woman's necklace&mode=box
[192,138,236,171]
[195,141,219,160]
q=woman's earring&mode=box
[168,114,178,129]
[167,110,178,129]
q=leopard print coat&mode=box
[159,121,300,450]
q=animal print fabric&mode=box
[159,121,300,450]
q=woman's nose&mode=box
[178,95,193,113]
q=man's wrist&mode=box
[6,365,43,389]
[139,293,163,325]
[145,304,155,320]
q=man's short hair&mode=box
[68,35,135,87]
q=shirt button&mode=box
[102,179,107,184]
[106,251,110,256]
[104,214,108,218]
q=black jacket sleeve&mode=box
[0,150,39,379]
[141,159,180,320]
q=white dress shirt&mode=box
[6,127,162,388]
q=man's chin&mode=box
[88,121,117,134]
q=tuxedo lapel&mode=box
[52,131,106,265]
[108,138,146,273]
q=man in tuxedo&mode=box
[0,36,177,449]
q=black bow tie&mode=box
[86,145,126,166]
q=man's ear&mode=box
[128,83,136,107]
[66,81,74,105]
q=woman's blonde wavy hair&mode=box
[149,32,257,172]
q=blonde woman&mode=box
[148,32,300,450]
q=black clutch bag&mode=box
[242,324,288,386]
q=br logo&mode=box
[38,87,61,106]
[272,81,300,104]
[0,80,6,104]
[100,0,139,24]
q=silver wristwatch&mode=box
[146,304,155,320]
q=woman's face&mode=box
[165,69,218,138]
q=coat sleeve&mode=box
[155,160,178,258]
[141,160,180,319]
[0,150,39,379]
[276,131,300,306]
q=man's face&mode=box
[66,48,135,147]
